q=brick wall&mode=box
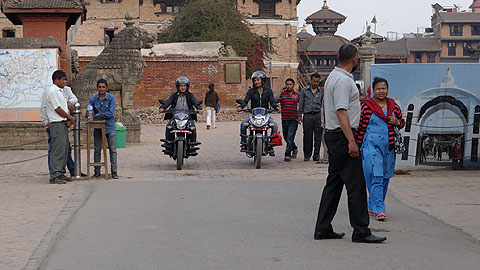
[78,56,248,109]
[20,14,68,70]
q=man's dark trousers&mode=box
[303,112,323,159]
[314,130,371,239]
[282,120,298,157]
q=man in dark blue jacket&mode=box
[237,71,278,154]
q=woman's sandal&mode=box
[376,212,386,221]
[368,210,375,217]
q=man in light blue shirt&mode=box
[86,79,118,179]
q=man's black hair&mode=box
[372,77,389,89]
[285,78,295,84]
[356,83,361,90]
[338,44,358,62]
[52,70,66,82]
[310,73,321,80]
[97,79,108,87]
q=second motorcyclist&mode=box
[159,77,202,147]
[237,71,279,155]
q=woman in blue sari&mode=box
[357,77,405,221]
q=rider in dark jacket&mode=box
[237,71,279,155]
[160,77,202,143]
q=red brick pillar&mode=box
[19,14,69,71]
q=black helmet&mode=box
[175,76,190,91]
[251,71,266,86]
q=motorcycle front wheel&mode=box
[255,138,262,169]
[177,140,184,170]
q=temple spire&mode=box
[323,0,328,9]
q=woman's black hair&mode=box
[372,77,388,89]
[97,79,108,87]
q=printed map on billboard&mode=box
[0,49,58,121]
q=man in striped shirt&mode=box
[279,78,300,162]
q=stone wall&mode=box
[0,122,48,150]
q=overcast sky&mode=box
[297,0,475,40]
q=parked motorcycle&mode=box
[159,99,202,170]
[236,99,278,169]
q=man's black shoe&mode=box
[240,145,247,152]
[92,173,101,178]
[352,234,387,243]
[313,156,320,161]
[81,173,87,177]
[304,157,310,161]
[59,175,72,182]
[112,172,119,179]
[314,231,345,240]
[49,177,66,184]
[269,151,275,157]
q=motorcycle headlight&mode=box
[175,119,188,129]
[253,117,267,127]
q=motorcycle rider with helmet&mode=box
[159,76,202,145]
[237,71,279,155]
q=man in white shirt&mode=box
[313,44,386,243]
[42,70,75,184]
[40,85,85,178]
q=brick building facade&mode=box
[75,42,248,108]
[1,0,300,96]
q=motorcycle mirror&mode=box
[159,99,166,105]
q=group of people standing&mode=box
[41,70,118,184]
[42,43,405,243]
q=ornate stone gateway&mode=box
[72,12,155,143]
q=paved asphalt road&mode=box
[43,179,480,270]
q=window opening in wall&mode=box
[104,28,117,43]
[427,52,435,63]
[258,1,276,18]
[414,52,422,63]
[2,29,15,38]
[448,42,456,56]
[165,5,179,13]
[472,24,480,36]
[450,24,463,36]
[463,42,472,56]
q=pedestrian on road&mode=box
[298,73,324,161]
[452,143,462,170]
[314,44,386,243]
[86,79,119,179]
[41,85,86,178]
[279,78,300,162]
[204,83,219,130]
[42,70,75,184]
[356,77,405,221]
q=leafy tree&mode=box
[158,0,267,76]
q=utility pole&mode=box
[266,24,273,89]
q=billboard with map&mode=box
[0,49,58,121]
